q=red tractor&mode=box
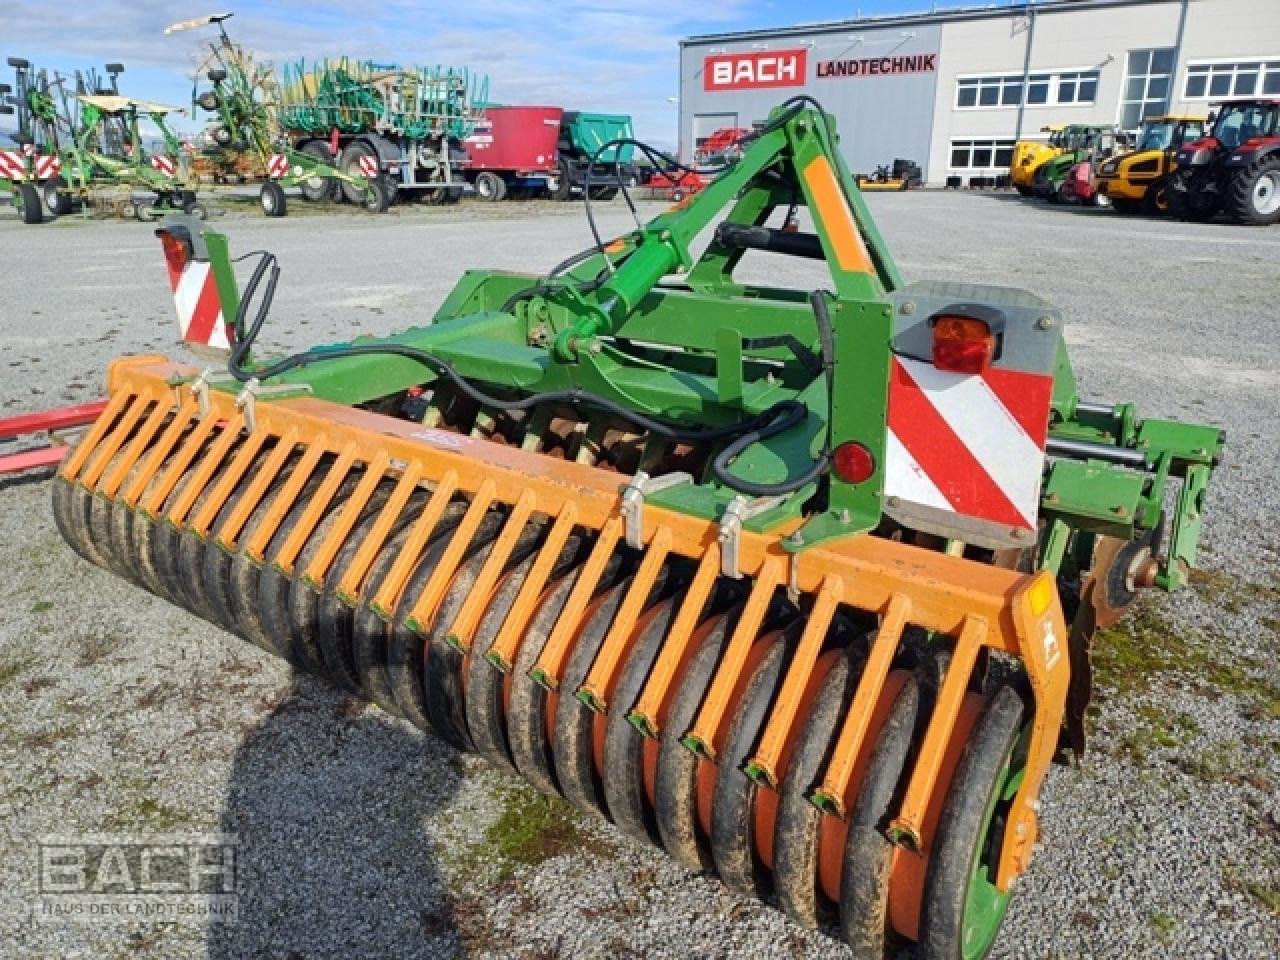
[1168,98,1280,224]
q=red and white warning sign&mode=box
[0,150,25,179]
[885,356,1051,533]
[266,153,289,179]
[358,154,379,178]
[161,238,229,352]
[35,154,61,179]
[703,49,808,91]
[150,154,176,177]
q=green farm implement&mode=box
[166,13,392,217]
[1031,124,1116,201]
[53,102,1223,958]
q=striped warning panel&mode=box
[358,154,379,178]
[35,154,61,179]
[163,250,229,351]
[885,356,1052,533]
[267,154,289,179]
[0,150,26,179]
[150,154,176,177]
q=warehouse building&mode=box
[677,0,1280,185]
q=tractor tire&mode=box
[339,141,378,205]
[298,142,336,203]
[19,183,43,224]
[43,177,72,216]
[1090,190,1110,209]
[1225,153,1280,226]
[1166,171,1218,222]
[260,180,287,218]
[474,171,507,202]
[548,159,573,201]
[196,90,220,112]
[363,176,393,213]
[1110,198,1142,215]
[1014,185,1034,197]
[1141,179,1172,217]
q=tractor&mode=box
[51,102,1222,960]
[1167,99,1280,225]
[1,57,65,224]
[1008,124,1066,196]
[1094,114,1207,216]
[1031,125,1117,202]
[165,13,391,217]
[1057,129,1134,208]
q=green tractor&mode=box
[165,12,391,217]
[1030,124,1116,202]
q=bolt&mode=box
[886,495,901,508]
[1045,492,1060,504]
[1016,823,1028,837]
[765,372,777,385]
[1111,505,1128,517]
[660,229,671,242]
[1036,315,1055,331]
[1029,799,1041,813]
[588,340,603,356]
[900,301,916,315]
[839,508,851,523]
[1012,527,1029,540]
[786,532,804,546]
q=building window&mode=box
[955,70,1099,110]
[1119,49,1175,129]
[948,139,1016,169]
[1184,59,1280,99]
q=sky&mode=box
[1,0,969,146]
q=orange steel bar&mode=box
[274,444,358,573]
[682,556,784,760]
[811,591,912,816]
[78,392,152,489]
[140,412,221,516]
[401,478,497,633]
[120,396,200,506]
[213,426,299,548]
[302,449,391,588]
[334,459,424,604]
[577,524,672,712]
[98,394,174,498]
[627,542,721,738]
[487,501,579,672]
[59,389,133,482]
[530,516,622,690]
[368,469,459,621]
[747,574,844,788]
[164,415,245,526]
[888,614,986,849]
[241,439,328,561]
[445,490,537,652]
[190,428,269,536]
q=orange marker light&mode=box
[932,314,995,375]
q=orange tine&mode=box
[140,411,222,516]
[682,555,784,760]
[272,444,358,575]
[241,438,328,562]
[401,478,497,633]
[333,459,423,605]
[810,591,912,817]
[121,396,200,506]
[444,489,537,653]
[163,414,245,527]
[189,428,269,537]
[746,574,845,788]
[888,614,986,849]
[99,394,177,498]
[300,449,391,589]
[78,392,153,490]
[60,389,133,482]
[577,525,673,712]
[368,468,459,621]
[627,542,721,738]
[486,501,578,672]
[529,515,623,690]
[213,426,299,549]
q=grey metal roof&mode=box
[682,0,1178,46]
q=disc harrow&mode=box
[51,102,1223,958]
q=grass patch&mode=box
[0,653,35,688]
[1188,568,1279,614]
[105,795,193,831]
[1176,741,1241,783]
[1120,707,1199,764]
[1246,882,1280,916]
[22,725,78,749]
[483,784,608,876]
[1149,912,1178,942]
[30,600,54,614]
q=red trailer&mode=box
[462,105,562,200]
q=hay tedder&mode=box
[51,102,1223,958]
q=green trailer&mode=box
[549,111,639,200]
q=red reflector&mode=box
[932,315,995,374]
[157,230,191,274]
[832,442,875,484]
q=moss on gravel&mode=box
[483,784,612,876]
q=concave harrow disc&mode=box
[54,355,1070,956]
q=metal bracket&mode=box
[619,471,693,549]
[233,377,312,433]
[718,494,786,579]
[188,367,215,417]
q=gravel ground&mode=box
[1,190,1277,960]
